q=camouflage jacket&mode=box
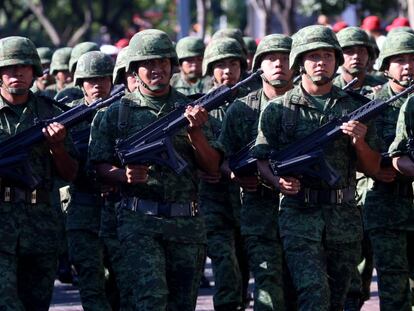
[170,72,205,96]
[363,82,414,230]
[0,92,76,190]
[333,73,384,96]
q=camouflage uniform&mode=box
[0,36,76,310]
[89,29,211,310]
[31,47,55,97]
[333,27,384,308]
[170,36,205,95]
[365,32,414,311]
[66,51,114,311]
[200,37,250,310]
[217,34,293,311]
[254,26,379,311]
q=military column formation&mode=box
[0,21,412,311]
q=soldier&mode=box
[31,47,55,95]
[170,36,205,95]
[243,36,257,72]
[333,26,384,310]
[55,42,99,102]
[334,27,384,95]
[218,34,294,310]
[66,51,114,311]
[89,29,221,310]
[254,26,380,310]
[47,47,73,95]
[113,47,137,93]
[364,31,414,311]
[199,37,250,310]
[0,36,78,310]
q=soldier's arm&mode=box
[43,122,79,181]
[392,156,414,176]
[185,105,222,174]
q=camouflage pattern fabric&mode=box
[50,47,72,75]
[36,47,53,65]
[69,42,99,73]
[211,28,248,57]
[170,72,206,95]
[89,87,211,310]
[0,92,75,310]
[175,36,205,60]
[92,107,134,310]
[333,73,384,96]
[74,51,114,86]
[243,36,257,55]
[113,47,129,85]
[198,85,251,310]
[254,84,380,310]
[252,34,292,71]
[377,31,414,71]
[218,89,285,310]
[336,27,376,60]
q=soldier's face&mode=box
[137,58,171,90]
[56,70,72,86]
[126,72,138,93]
[0,64,34,95]
[388,53,414,84]
[302,48,336,84]
[181,56,203,79]
[261,52,293,83]
[82,76,112,103]
[342,45,369,74]
[212,57,241,86]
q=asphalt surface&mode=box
[50,261,381,311]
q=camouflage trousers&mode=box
[0,202,62,311]
[100,197,134,310]
[282,236,360,311]
[369,228,414,311]
[202,197,249,310]
[244,236,284,311]
[121,232,206,311]
[67,230,111,311]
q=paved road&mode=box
[50,262,381,311]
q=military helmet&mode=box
[252,34,292,71]
[74,51,114,86]
[50,47,72,75]
[336,27,375,59]
[202,37,247,76]
[290,25,343,70]
[0,36,43,77]
[125,29,178,72]
[113,47,129,84]
[175,36,205,60]
[69,42,99,73]
[243,36,257,54]
[378,32,414,71]
[37,47,53,65]
[212,28,248,57]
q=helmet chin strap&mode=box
[384,72,413,88]
[133,71,169,92]
[261,73,289,88]
[0,80,29,96]
[300,66,334,86]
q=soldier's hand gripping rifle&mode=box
[269,83,414,186]
[115,69,263,173]
[228,78,360,177]
[0,85,125,189]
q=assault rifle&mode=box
[0,85,125,189]
[268,83,414,186]
[115,69,263,173]
[228,79,361,177]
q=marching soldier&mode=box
[254,26,380,310]
[0,36,78,310]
